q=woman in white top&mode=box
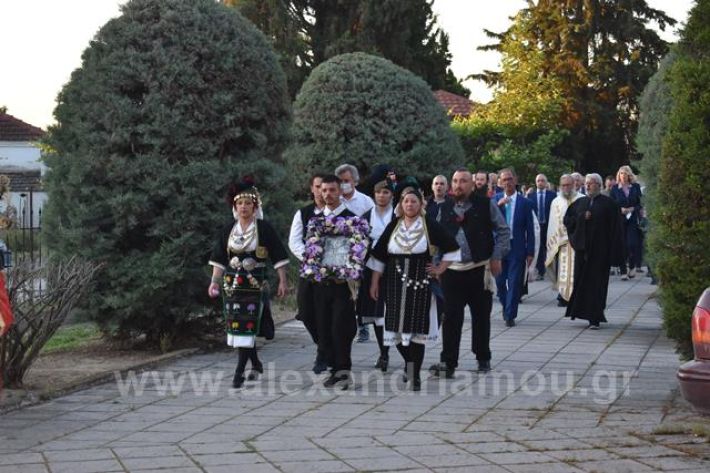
[356,179,395,372]
[368,178,460,390]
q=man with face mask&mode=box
[545,174,583,307]
[335,164,375,343]
[563,173,623,329]
[335,164,375,218]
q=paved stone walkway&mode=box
[1,275,709,472]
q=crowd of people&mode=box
[208,163,646,391]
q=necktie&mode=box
[538,192,545,224]
[506,200,512,227]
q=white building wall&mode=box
[0,141,45,173]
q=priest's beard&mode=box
[587,188,601,198]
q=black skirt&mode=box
[383,253,432,335]
[356,267,386,323]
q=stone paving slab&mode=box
[1,275,709,472]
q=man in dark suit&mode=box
[494,168,536,327]
[528,174,556,279]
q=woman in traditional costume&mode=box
[368,178,459,390]
[208,178,289,388]
[356,178,395,372]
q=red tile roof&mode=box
[433,90,476,118]
[0,112,45,142]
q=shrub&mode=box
[285,52,464,186]
[0,258,100,387]
[451,116,573,184]
[637,50,677,215]
[43,0,291,343]
[653,0,710,358]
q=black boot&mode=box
[412,373,421,392]
[247,360,263,381]
[232,369,245,389]
[233,348,249,388]
[375,354,389,372]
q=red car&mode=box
[677,288,710,415]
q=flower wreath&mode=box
[300,214,370,282]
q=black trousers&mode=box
[297,278,330,362]
[313,282,357,373]
[536,221,548,276]
[440,266,492,366]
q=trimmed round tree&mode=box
[43,0,291,344]
[285,52,464,185]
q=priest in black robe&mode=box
[563,173,623,328]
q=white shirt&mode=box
[505,192,518,238]
[367,216,460,273]
[368,205,393,247]
[340,190,374,216]
[288,207,323,261]
[323,203,348,217]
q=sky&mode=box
[0,0,695,129]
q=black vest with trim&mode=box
[438,193,494,263]
[299,203,318,242]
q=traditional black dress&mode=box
[209,219,289,347]
[356,206,394,325]
[368,216,459,346]
[563,194,623,324]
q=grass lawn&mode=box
[42,322,102,354]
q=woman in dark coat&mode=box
[208,178,289,388]
[610,165,643,279]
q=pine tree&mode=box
[228,0,469,97]
[44,0,291,344]
[476,0,675,174]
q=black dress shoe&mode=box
[412,376,421,391]
[505,319,516,327]
[477,360,491,373]
[428,362,455,379]
[323,373,351,389]
[375,355,389,372]
[313,359,328,374]
[232,371,245,389]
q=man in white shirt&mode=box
[335,163,374,217]
[288,173,328,372]
[310,175,359,389]
[335,163,374,342]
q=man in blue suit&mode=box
[495,168,536,327]
[527,174,556,279]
